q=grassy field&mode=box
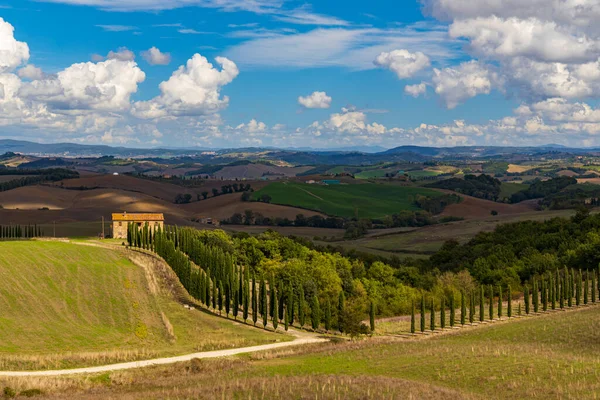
[253,182,443,219]
[9,304,599,399]
[0,241,284,370]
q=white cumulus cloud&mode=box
[0,18,30,73]
[405,82,427,97]
[374,49,430,79]
[298,91,332,109]
[18,64,45,81]
[141,47,172,65]
[432,60,502,109]
[132,54,239,119]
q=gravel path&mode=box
[0,330,325,377]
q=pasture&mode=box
[0,241,283,370]
[7,303,599,399]
[252,182,444,219]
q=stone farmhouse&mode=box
[112,212,165,239]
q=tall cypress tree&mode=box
[272,287,278,330]
[584,270,589,305]
[488,285,494,320]
[225,282,231,317]
[507,285,512,318]
[252,275,258,326]
[324,299,331,332]
[533,280,539,313]
[298,286,306,329]
[542,279,548,312]
[269,274,276,318]
[218,281,224,316]
[469,291,474,324]
[284,305,289,331]
[369,301,375,332]
[460,292,466,326]
[592,270,597,303]
[551,275,556,310]
[212,277,217,310]
[525,286,530,314]
[479,286,485,322]
[576,270,582,306]
[559,273,565,309]
[450,294,455,327]
[430,298,435,331]
[338,291,345,333]
[411,300,416,334]
[243,271,249,322]
[440,297,446,330]
[420,294,426,333]
[497,285,503,319]
[311,295,321,330]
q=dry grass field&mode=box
[0,241,284,370]
[3,303,598,399]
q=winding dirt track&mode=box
[0,330,325,377]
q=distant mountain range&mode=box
[1,139,599,162]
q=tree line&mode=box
[0,225,44,239]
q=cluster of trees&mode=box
[414,194,461,215]
[540,186,600,210]
[222,212,346,229]
[175,183,254,204]
[127,226,403,334]
[0,168,79,193]
[510,176,576,203]
[0,225,44,239]
[425,208,600,287]
[427,174,502,201]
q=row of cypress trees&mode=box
[409,268,600,333]
[0,224,43,239]
[129,224,359,333]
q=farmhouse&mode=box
[112,212,165,239]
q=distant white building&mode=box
[113,172,119,176]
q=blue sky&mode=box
[0,0,599,149]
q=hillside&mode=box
[0,241,281,370]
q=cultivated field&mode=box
[253,182,443,219]
[4,303,598,399]
[0,241,283,370]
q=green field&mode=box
[253,182,444,219]
[354,169,387,179]
[406,170,441,178]
[20,304,600,399]
[0,241,282,370]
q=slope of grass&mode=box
[0,241,282,370]
[15,304,600,399]
[253,182,443,219]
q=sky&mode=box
[1,0,600,149]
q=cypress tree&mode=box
[411,300,416,334]
[469,292,474,324]
[225,282,231,317]
[525,286,530,314]
[212,277,217,310]
[575,270,581,306]
[338,291,345,333]
[369,301,375,332]
[507,285,512,318]
[311,295,321,331]
[243,272,249,322]
[584,270,589,305]
[533,280,539,313]
[559,273,565,309]
[272,287,278,330]
[488,285,494,320]
[284,305,289,331]
[269,274,276,318]
[518,302,522,316]
[460,291,466,325]
[430,298,435,331]
[298,286,306,329]
[262,291,268,329]
[542,279,548,312]
[420,295,426,332]
[450,294,455,327]
[218,281,224,315]
[568,269,574,307]
[287,289,295,326]
[252,276,258,326]
[324,299,331,332]
[440,297,446,330]
[260,278,267,321]
[497,286,503,319]
[592,270,597,303]
[551,275,556,310]
[479,286,485,322]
